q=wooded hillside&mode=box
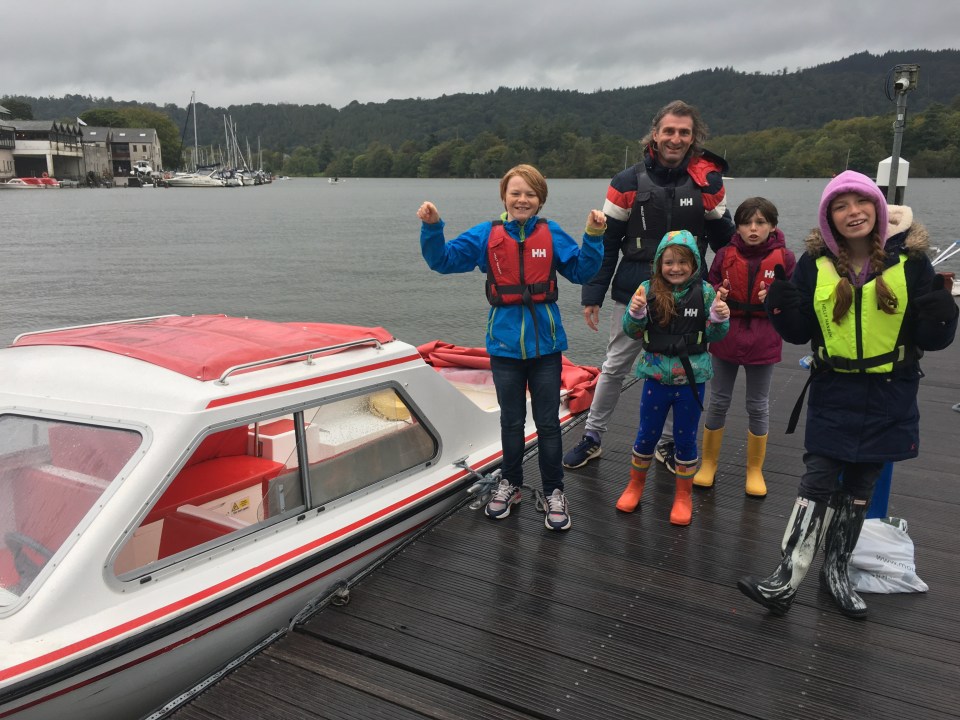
[5,50,959,177]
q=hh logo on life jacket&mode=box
[764,269,776,279]
[531,248,547,258]
[684,308,699,317]
[680,198,694,207]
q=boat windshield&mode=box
[0,415,141,607]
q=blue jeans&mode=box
[490,352,564,494]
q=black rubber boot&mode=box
[738,496,832,616]
[819,493,869,618]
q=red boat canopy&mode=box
[12,315,396,381]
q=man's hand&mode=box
[583,305,600,331]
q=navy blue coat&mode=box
[767,219,957,462]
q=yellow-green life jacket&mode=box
[812,255,916,373]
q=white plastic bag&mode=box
[848,517,928,593]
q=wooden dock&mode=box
[171,340,960,720]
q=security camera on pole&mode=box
[870,63,920,519]
[876,63,919,205]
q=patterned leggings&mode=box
[632,379,705,465]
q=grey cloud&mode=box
[5,0,958,109]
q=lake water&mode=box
[2,177,958,366]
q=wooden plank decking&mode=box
[171,340,960,720]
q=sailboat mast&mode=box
[192,91,199,171]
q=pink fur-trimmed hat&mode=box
[818,171,888,256]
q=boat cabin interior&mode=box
[0,387,439,601]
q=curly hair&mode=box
[640,100,709,157]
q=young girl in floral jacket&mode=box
[617,230,729,525]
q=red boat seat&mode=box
[145,425,283,524]
[157,504,251,558]
[146,455,283,525]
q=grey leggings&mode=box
[703,357,775,436]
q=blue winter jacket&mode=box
[421,214,603,360]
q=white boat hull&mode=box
[0,315,588,720]
[4,497,457,720]
[163,172,224,188]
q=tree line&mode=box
[4,49,959,177]
[269,100,960,179]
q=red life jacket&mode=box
[720,246,786,317]
[485,219,558,307]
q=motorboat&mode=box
[162,167,224,188]
[131,161,154,176]
[0,314,595,720]
[0,177,61,190]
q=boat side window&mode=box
[303,388,437,508]
[0,416,141,604]
[116,421,302,575]
[114,389,436,577]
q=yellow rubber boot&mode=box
[745,431,768,497]
[616,452,651,512]
[670,465,696,526]
[693,427,724,488]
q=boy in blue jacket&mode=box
[418,164,605,531]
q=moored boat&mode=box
[0,314,593,720]
[0,177,61,190]
[162,167,224,188]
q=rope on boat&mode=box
[145,627,287,720]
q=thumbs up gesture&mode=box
[628,284,648,319]
[717,278,731,302]
[764,264,800,315]
[711,281,730,320]
[914,273,959,323]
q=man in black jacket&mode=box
[563,100,735,471]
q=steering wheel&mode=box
[5,532,55,588]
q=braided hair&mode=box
[830,228,899,324]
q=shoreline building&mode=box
[11,120,83,180]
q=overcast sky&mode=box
[7,0,957,110]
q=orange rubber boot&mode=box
[670,466,696,526]
[616,452,652,512]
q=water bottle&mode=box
[799,355,813,370]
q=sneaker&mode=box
[655,439,676,474]
[485,479,521,519]
[542,489,572,531]
[562,434,601,468]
